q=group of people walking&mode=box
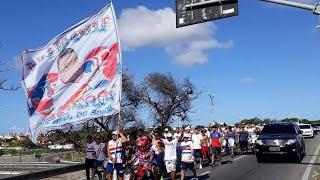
[84,124,261,180]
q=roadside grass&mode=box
[1,148,72,156]
[61,152,85,162]
[312,169,320,180]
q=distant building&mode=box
[37,135,50,146]
[0,134,14,140]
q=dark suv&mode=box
[255,122,305,163]
[312,123,320,135]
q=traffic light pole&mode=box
[261,0,320,15]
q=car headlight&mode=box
[255,140,264,145]
[285,139,296,145]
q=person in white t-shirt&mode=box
[92,135,106,179]
[163,133,178,180]
[192,127,203,169]
[180,134,197,180]
[106,130,127,180]
[85,135,96,180]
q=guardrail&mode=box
[0,163,68,171]
[0,163,85,180]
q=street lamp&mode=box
[207,93,215,122]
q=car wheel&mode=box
[256,154,264,163]
[312,134,314,138]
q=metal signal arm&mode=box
[261,0,320,15]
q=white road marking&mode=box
[233,155,246,161]
[199,170,210,176]
[302,142,320,180]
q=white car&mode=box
[298,124,314,138]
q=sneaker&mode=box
[199,164,203,169]
[191,177,198,180]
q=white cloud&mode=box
[118,6,233,67]
[240,77,256,84]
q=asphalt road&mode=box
[194,135,320,180]
[44,137,320,180]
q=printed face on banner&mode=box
[57,48,83,84]
[21,3,122,143]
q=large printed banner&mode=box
[21,3,122,143]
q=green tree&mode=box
[239,117,265,125]
[19,139,35,149]
[47,124,97,151]
[281,118,300,123]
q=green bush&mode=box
[7,149,18,155]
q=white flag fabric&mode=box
[21,3,122,143]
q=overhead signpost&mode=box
[176,0,320,28]
[176,0,239,28]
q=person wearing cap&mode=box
[184,126,192,143]
[192,127,203,169]
[210,126,222,166]
[85,135,96,180]
[180,133,197,180]
[162,132,178,180]
[106,130,127,180]
[174,128,182,140]
[92,135,105,179]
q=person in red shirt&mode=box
[210,125,222,166]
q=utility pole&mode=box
[208,93,215,122]
[261,0,320,15]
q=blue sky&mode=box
[0,0,319,133]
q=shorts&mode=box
[211,147,222,155]
[93,160,104,169]
[235,136,240,144]
[180,161,194,171]
[240,141,248,148]
[228,138,235,147]
[194,149,202,159]
[201,146,209,155]
[85,158,94,169]
[165,160,177,173]
[106,163,124,176]
[156,152,165,167]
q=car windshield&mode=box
[261,124,296,134]
[299,125,311,129]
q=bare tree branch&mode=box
[142,73,198,127]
